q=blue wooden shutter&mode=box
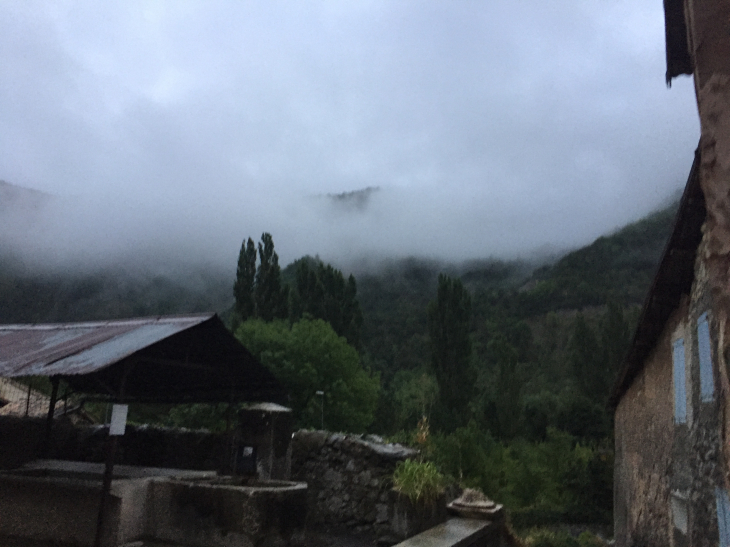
[698,313,715,402]
[716,487,730,547]
[673,338,687,424]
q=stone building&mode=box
[610,0,730,546]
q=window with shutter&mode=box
[673,338,687,424]
[698,313,714,402]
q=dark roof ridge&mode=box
[609,147,703,408]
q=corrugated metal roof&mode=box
[0,314,212,377]
[0,314,288,404]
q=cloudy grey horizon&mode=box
[0,1,700,272]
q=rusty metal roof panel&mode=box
[0,314,213,378]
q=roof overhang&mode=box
[609,148,703,408]
[0,314,287,404]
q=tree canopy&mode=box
[428,274,475,426]
[289,257,363,349]
[236,317,379,433]
[233,233,289,323]
[233,237,257,321]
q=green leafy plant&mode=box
[392,459,445,504]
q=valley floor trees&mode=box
[428,274,475,429]
[236,318,379,432]
[231,239,373,432]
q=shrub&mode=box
[393,459,445,504]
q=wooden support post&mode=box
[94,435,119,547]
[94,363,132,547]
[25,381,32,417]
[43,376,60,456]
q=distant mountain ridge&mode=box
[0,180,52,213]
[325,186,380,212]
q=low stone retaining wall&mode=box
[0,460,307,547]
[0,417,428,540]
[0,416,225,471]
[291,430,418,539]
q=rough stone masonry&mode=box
[290,430,418,538]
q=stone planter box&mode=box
[390,489,449,541]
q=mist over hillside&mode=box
[0,177,683,278]
[0,172,678,329]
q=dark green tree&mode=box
[236,318,379,432]
[233,237,257,321]
[598,301,631,396]
[290,258,363,349]
[428,274,474,422]
[568,313,601,398]
[487,334,522,439]
[254,233,289,321]
[291,258,325,320]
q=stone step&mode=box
[392,518,496,547]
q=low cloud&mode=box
[0,1,700,275]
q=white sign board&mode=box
[109,404,128,436]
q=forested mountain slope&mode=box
[356,200,677,390]
[0,251,233,324]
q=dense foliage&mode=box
[233,233,289,324]
[287,257,363,349]
[235,318,379,432]
[428,274,475,427]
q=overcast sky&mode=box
[0,1,700,271]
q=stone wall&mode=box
[615,274,728,547]
[0,416,227,471]
[291,430,418,539]
[613,303,681,547]
[0,418,422,539]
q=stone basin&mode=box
[0,460,307,547]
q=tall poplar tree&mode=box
[428,274,474,420]
[233,237,257,321]
[254,233,289,321]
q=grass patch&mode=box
[392,459,445,504]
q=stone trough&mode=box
[0,459,307,547]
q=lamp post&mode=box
[315,391,324,430]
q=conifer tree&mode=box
[569,313,601,397]
[233,237,257,321]
[254,233,289,321]
[291,258,363,349]
[428,274,474,420]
